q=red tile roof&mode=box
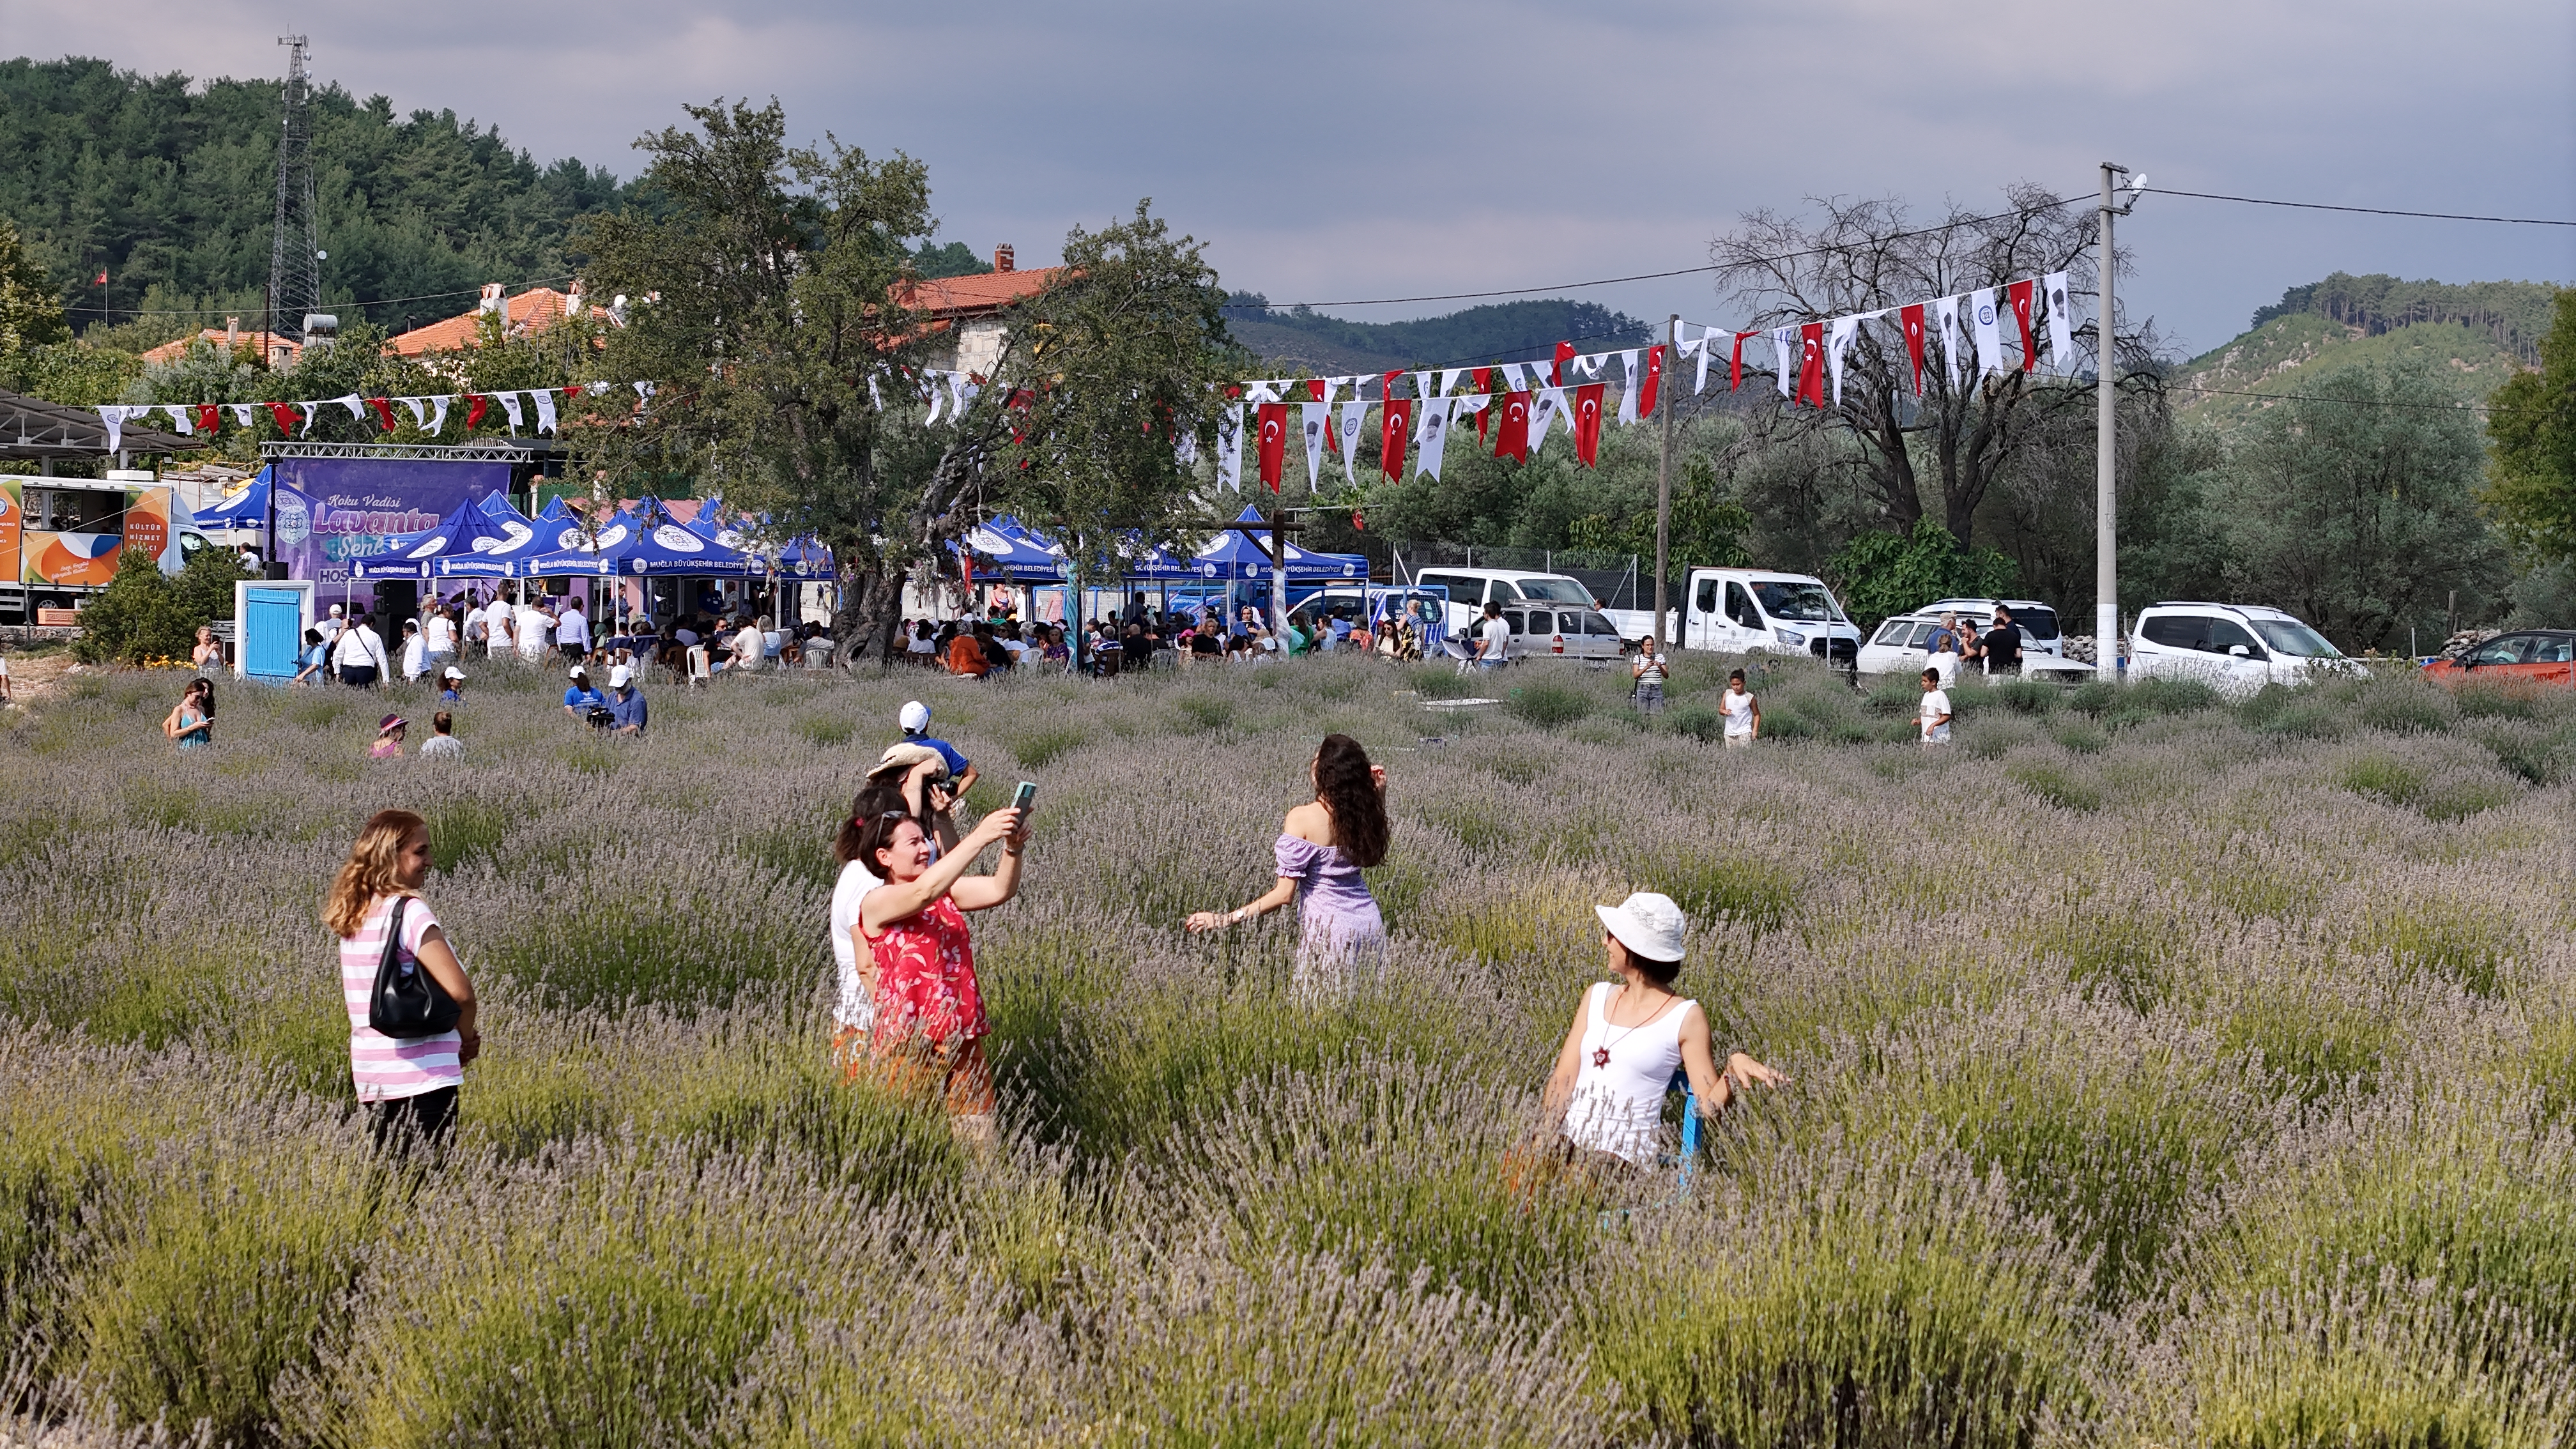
[894,266,1065,320]
[386,288,592,357]
[141,327,302,366]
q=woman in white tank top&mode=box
[1540,891,1784,1170]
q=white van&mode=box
[1411,567,1606,637]
[2129,602,2361,693]
[1674,568,1862,663]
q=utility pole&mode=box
[1653,313,1678,650]
[2095,162,2137,681]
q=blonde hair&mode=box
[324,808,427,938]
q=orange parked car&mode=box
[2421,630,2576,687]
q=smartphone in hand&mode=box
[1011,780,1038,818]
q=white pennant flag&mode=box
[299,402,323,437]
[1337,401,1370,484]
[1933,295,1965,388]
[1414,397,1453,480]
[1968,288,2005,379]
[2043,270,2076,371]
[1241,381,1281,404]
[1683,326,1714,394]
[1614,350,1643,424]
[923,372,946,424]
[1441,369,1471,396]
[868,376,884,411]
[1828,313,1885,406]
[1527,387,1567,458]
[334,394,367,425]
[632,381,656,407]
[1174,427,1198,468]
[96,405,130,452]
[1300,402,1330,487]
[532,390,560,435]
[157,404,192,435]
[1770,326,1800,397]
[227,403,257,430]
[1215,403,1244,492]
[1496,361,1528,393]
[496,391,526,434]
[947,372,979,418]
[1413,371,1436,406]
[430,395,452,434]
[399,397,429,429]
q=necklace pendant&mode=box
[1591,1046,1610,1068]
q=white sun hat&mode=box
[898,700,931,733]
[1595,891,1687,964]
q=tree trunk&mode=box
[832,563,909,674]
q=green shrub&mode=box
[1007,723,1089,767]
[1504,681,1592,728]
[791,713,853,747]
[2008,758,2103,811]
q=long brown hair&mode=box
[325,808,426,938]
[1314,734,1388,868]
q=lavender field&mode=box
[6,650,2576,1448]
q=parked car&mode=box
[1495,601,1628,661]
[2128,602,2358,693]
[1671,568,1863,664]
[1409,567,1609,640]
[2419,629,2576,688]
[1917,597,2066,657]
[1858,608,2093,680]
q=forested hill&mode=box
[0,56,636,344]
[1220,294,1652,374]
[2173,271,2559,435]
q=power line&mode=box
[2156,188,2576,227]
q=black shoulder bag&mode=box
[367,897,461,1038]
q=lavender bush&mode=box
[4,651,2573,1446]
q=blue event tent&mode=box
[1186,505,1369,581]
[348,498,539,579]
[954,518,1065,581]
[199,469,270,530]
[523,507,764,578]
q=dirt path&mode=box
[1,652,84,710]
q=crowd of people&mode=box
[326,704,1781,1169]
[906,592,1463,680]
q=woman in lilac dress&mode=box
[1186,734,1390,993]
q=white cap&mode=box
[1595,891,1687,965]
[898,701,930,733]
[568,666,587,679]
[442,666,464,680]
[328,603,343,616]
[608,664,632,688]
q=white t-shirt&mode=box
[734,626,766,670]
[1719,689,1756,737]
[424,615,456,653]
[419,733,463,759]
[516,606,551,660]
[401,632,427,679]
[1478,617,1511,661]
[486,609,514,652]
[906,632,934,656]
[1919,689,1952,743]
[829,859,881,1030]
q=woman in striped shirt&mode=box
[325,809,480,1153]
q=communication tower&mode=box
[266,36,321,348]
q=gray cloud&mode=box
[14,0,2574,354]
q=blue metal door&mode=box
[243,588,302,680]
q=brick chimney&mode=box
[993,244,1015,273]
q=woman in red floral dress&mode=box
[856,802,1027,1142]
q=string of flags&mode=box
[95,381,661,452]
[1197,270,2080,492]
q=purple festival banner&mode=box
[270,457,509,597]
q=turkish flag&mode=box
[367,397,398,431]
[1730,332,1747,392]
[1379,398,1413,481]
[1307,378,1338,452]
[1901,304,1928,394]
[1307,379,1327,400]
[1381,370,1403,406]
[1551,341,1575,387]
[265,401,297,434]
[2007,279,2038,372]
[1256,401,1288,490]
[1471,367,1495,440]
[93,271,107,286]
[1572,383,1606,466]
[1351,510,1365,532]
[1637,346,1664,418]
[1797,323,1826,407]
[193,403,221,434]
[1492,391,1531,462]
[466,394,489,429]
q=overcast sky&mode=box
[13,0,2575,356]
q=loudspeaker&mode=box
[263,562,291,581]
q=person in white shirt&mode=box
[399,620,428,681]
[318,603,346,648]
[484,601,514,658]
[422,608,457,671]
[1473,601,1512,670]
[333,614,392,688]
[732,618,767,673]
[1719,668,1760,746]
[419,709,464,759]
[1919,668,1952,745]
[555,600,590,663]
[514,599,551,663]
